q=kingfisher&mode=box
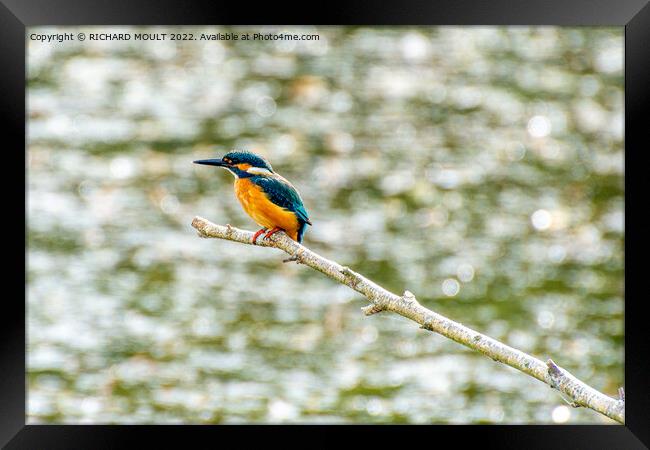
[193,151,312,244]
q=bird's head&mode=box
[193,150,274,178]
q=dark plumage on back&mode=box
[251,173,312,242]
[252,175,311,225]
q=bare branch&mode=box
[191,216,625,424]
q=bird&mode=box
[193,150,312,244]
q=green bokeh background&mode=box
[27,26,623,424]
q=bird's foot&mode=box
[264,227,283,240]
[251,228,267,244]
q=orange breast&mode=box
[234,178,300,240]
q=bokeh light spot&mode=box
[110,157,134,179]
[457,264,475,282]
[527,115,552,138]
[256,96,277,117]
[531,209,552,231]
[442,279,460,297]
[552,405,571,423]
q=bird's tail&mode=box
[297,220,310,243]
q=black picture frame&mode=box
[3,0,648,448]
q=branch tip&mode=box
[546,359,562,377]
[402,290,418,304]
[420,318,433,331]
[557,390,582,408]
[361,304,384,316]
[340,266,362,286]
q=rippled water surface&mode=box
[27,26,623,424]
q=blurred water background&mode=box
[27,26,624,424]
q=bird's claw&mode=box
[264,227,283,240]
[251,228,267,244]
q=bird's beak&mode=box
[193,158,229,167]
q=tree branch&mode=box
[191,216,625,424]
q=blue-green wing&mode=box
[251,175,312,225]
